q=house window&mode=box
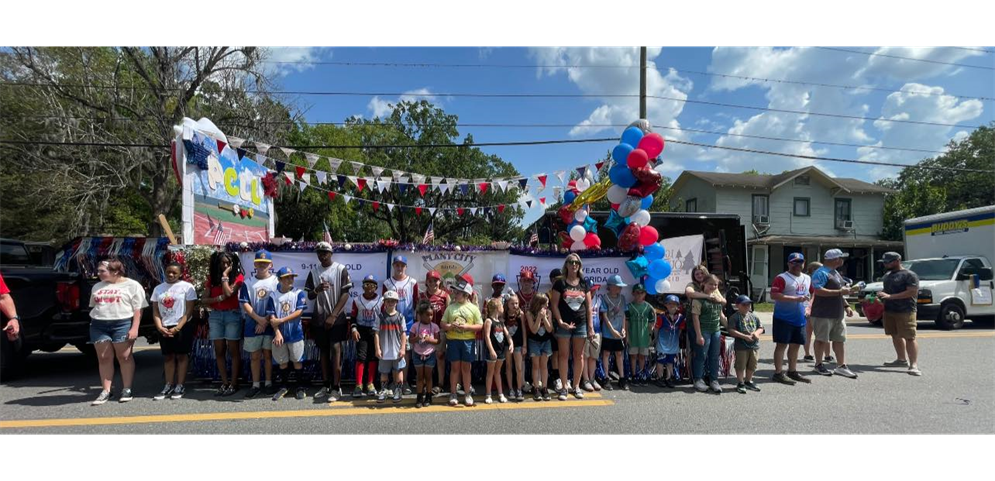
[794,175,810,186]
[752,194,769,222]
[685,198,697,212]
[793,197,810,217]
[835,198,852,228]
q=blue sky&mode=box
[262,47,994,226]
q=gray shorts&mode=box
[272,340,304,365]
[812,316,847,343]
[378,357,407,374]
[243,335,273,353]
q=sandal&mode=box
[214,384,229,396]
[223,384,240,396]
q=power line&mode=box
[816,47,995,71]
[3,137,989,173]
[3,115,952,155]
[948,46,995,54]
[2,81,984,129]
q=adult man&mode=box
[770,252,812,385]
[306,241,353,401]
[810,249,858,379]
[0,273,20,342]
[876,252,922,376]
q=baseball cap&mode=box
[787,252,805,264]
[276,267,297,278]
[461,274,475,286]
[735,295,753,305]
[383,290,399,301]
[453,278,474,295]
[606,275,628,287]
[664,294,680,305]
[492,274,507,284]
[632,283,647,293]
[393,255,408,265]
[254,249,273,263]
[824,248,849,260]
[877,251,902,264]
[519,270,536,281]
[316,241,333,253]
[362,274,378,284]
[426,270,442,281]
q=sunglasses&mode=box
[788,260,804,264]
[567,261,581,266]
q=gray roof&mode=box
[677,167,894,194]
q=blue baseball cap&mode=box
[276,267,297,278]
[393,255,408,265]
[664,294,680,304]
[492,274,507,284]
[254,249,273,263]
[607,275,628,287]
[787,252,805,264]
[362,274,378,284]
[735,295,753,305]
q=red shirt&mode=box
[419,288,450,325]
[205,274,244,311]
[0,273,9,296]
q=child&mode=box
[151,263,197,400]
[409,300,440,407]
[491,274,513,301]
[691,274,728,394]
[239,249,278,398]
[348,275,382,397]
[375,290,407,403]
[728,295,764,394]
[546,268,564,391]
[266,267,308,401]
[653,294,685,389]
[503,295,526,402]
[418,270,449,395]
[599,275,628,390]
[582,283,603,392]
[525,293,554,401]
[483,298,511,404]
[442,277,484,406]
[627,283,655,386]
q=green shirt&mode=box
[442,300,483,341]
[692,298,723,334]
[627,301,655,349]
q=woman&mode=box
[88,259,149,405]
[684,264,727,305]
[202,251,245,396]
[803,261,824,363]
[549,253,594,401]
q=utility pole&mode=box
[639,46,647,119]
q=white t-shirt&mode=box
[89,278,149,321]
[151,281,197,327]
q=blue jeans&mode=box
[692,331,722,381]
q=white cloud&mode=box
[260,47,326,77]
[855,47,987,82]
[367,88,441,118]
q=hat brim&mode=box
[254,259,273,264]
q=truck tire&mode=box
[936,302,966,330]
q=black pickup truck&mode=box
[0,238,157,378]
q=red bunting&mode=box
[595,161,605,171]
[283,174,292,186]
[498,204,506,214]
[539,197,546,206]
[356,178,367,192]
[372,201,380,212]
[457,208,465,216]
[327,192,337,201]
[537,175,547,188]
[478,182,489,195]
[295,166,306,179]
[416,207,423,216]
[418,184,428,197]
[217,140,227,153]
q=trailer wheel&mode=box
[935,302,966,330]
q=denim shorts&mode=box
[446,339,476,363]
[208,310,242,341]
[555,322,588,339]
[89,319,132,344]
[412,353,437,368]
[528,339,552,357]
[378,357,407,374]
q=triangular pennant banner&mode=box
[417,184,428,197]
[484,207,491,216]
[555,170,567,185]
[429,208,437,216]
[391,170,403,181]
[577,166,587,178]
[383,178,393,192]
[216,139,227,154]
[387,203,395,212]
[316,171,327,185]
[376,179,388,193]
[298,181,307,193]
[398,184,408,195]
[284,171,295,185]
[537,175,547,189]
[295,166,306,179]
[343,195,352,204]
[498,180,509,192]
[337,175,347,187]
[350,162,364,176]
[431,177,443,190]
[478,183,489,195]
[525,199,534,209]
[328,158,343,173]
[301,173,311,185]
[275,161,286,174]
[595,161,605,171]
[518,178,528,191]
[372,201,380,213]
[236,148,248,160]
[553,187,562,200]
[540,197,547,208]
[356,178,367,192]
[305,153,320,169]
[498,204,506,214]
[459,184,469,196]
[415,207,423,216]
[457,208,465,216]
[371,166,384,177]
[327,191,337,201]
[280,147,296,159]
[255,142,271,156]
[412,174,426,184]
[228,137,245,149]
[470,208,478,216]
[439,182,450,195]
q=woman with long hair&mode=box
[549,253,593,401]
[88,259,148,405]
[202,251,245,396]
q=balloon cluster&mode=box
[556,176,603,251]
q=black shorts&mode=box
[772,318,806,345]
[159,323,196,355]
[354,325,377,363]
[312,313,349,351]
[601,337,625,353]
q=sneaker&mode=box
[365,383,377,396]
[403,385,413,396]
[222,384,237,397]
[499,393,508,403]
[824,355,835,364]
[265,384,278,395]
[884,359,910,367]
[314,387,330,399]
[214,384,228,397]
[803,355,815,363]
[736,382,747,394]
[485,395,493,404]
[416,393,425,407]
[393,387,402,403]
[515,389,524,402]
[352,385,364,398]
[772,372,796,385]
[834,365,858,379]
[154,384,173,401]
[119,388,134,403]
[619,378,629,390]
[787,371,811,384]
[664,377,675,389]
[456,383,465,395]
[566,380,573,391]
[295,387,307,400]
[654,379,668,388]
[908,366,922,376]
[694,379,708,392]
[815,364,833,376]
[608,371,620,381]
[591,380,602,391]
[330,387,342,402]
[557,389,568,401]
[542,388,551,401]
[573,388,584,399]
[377,388,388,403]
[431,386,442,396]
[91,390,112,406]
[245,386,261,398]
[745,381,761,392]
[709,380,722,394]
[465,394,474,406]
[272,387,289,401]
[603,379,614,391]
[170,385,186,400]
[423,394,433,407]
[582,380,595,392]
[554,378,563,391]
[523,381,533,392]
[449,393,459,406]
[533,385,543,402]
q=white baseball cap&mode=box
[383,290,399,301]
[824,249,849,260]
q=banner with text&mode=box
[658,234,704,293]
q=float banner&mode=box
[659,234,704,293]
[508,254,635,293]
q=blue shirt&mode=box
[265,287,307,343]
[656,312,684,355]
[590,294,602,333]
[240,275,278,338]
[599,293,627,340]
